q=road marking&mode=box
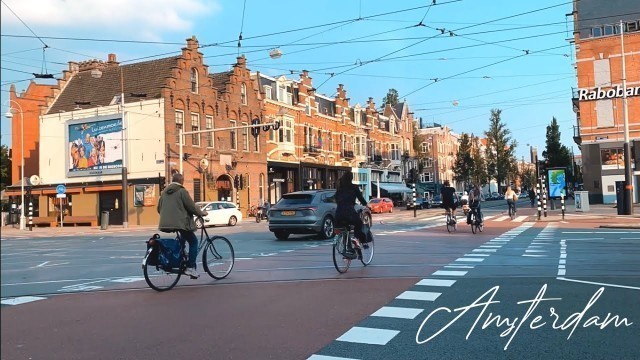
[337,327,400,345]
[433,270,467,277]
[525,249,547,253]
[559,259,566,264]
[557,277,640,290]
[472,248,497,253]
[308,355,360,360]
[480,245,502,248]
[560,253,567,259]
[562,231,640,234]
[523,254,546,257]
[111,277,145,283]
[456,257,484,262]
[371,306,423,319]
[235,257,253,260]
[513,216,528,222]
[1,296,47,305]
[396,291,441,301]
[416,279,456,287]
[562,238,604,241]
[421,216,442,222]
[465,253,490,257]
[445,265,475,269]
[492,216,510,222]
[557,269,566,276]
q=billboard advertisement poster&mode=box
[134,185,155,207]
[67,116,122,177]
[548,168,566,199]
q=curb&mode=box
[599,225,640,229]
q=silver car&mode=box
[268,190,372,240]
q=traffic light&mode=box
[239,174,244,190]
[234,174,240,189]
[182,153,191,161]
[251,118,260,138]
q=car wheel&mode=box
[274,230,289,240]
[195,217,204,229]
[320,216,335,239]
[389,207,393,213]
[228,216,237,226]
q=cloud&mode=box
[1,0,220,40]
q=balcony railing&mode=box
[304,145,322,155]
[342,150,354,159]
[573,125,582,146]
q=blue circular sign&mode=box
[56,184,66,194]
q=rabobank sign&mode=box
[578,85,640,101]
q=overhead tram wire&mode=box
[237,0,248,57]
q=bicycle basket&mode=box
[148,237,182,269]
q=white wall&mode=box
[39,100,166,185]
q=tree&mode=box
[0,145,11,190]
[484,109,518,192]
[453,133,473,189]
[470,136,489,187]
[413,122,427,173]
[382,88,399,107]
[542,117,572,170]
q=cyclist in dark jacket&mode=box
[335,172,368,258]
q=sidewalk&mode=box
[533,200,640,228]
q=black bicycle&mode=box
[142,218,235,291]
[507,200,516,220]
[469,206,484,234]
[332,212,374,273]
[445,208,457,233]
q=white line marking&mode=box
[472,248,497,253]
[562,238,604,241]
[111,277,145,283]
[455,257,484,262]
[396,291,442,301]
[235,257,254,260]
[371,306,423,319]
[465,253,490,257]
[557,277,640,290]
[433,270,467,277]
[513,216,528,222]
[558,265,565,269]
[444,265,474,269]
[480,245,502,248]
[560,254,567,259]
[525,249,548,253]
[559,259,566,264]
[1,296,47,305]
[416,279,456,287]
[522,254,546,257]
[492,216,510,222]
[337,327,400,345]
[557,269,566,276]
[562,231,640,234]
[308,355,360,360]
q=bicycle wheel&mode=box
[143,248,182,292]
[359,237,374,266]
[478,222,484,232]
[446,215,454,233]
[332,234,351,273]
[471,214,477,234]
[202,236,235,279]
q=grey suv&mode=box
[268,190,372,240]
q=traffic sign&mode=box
[56,193,66,199]
[56,184,66,194]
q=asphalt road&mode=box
[6,199,636,359]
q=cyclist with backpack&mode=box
[467,184,485,225]
[158,173,208,278]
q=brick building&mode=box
[571,0,640,204]
[416,123,460,196]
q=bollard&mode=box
[412,183,417,218]
[28,200,33,231]
[542,176,547,218]
[536,182,541,220]
[561,194,565,220]
[236,190,240,209]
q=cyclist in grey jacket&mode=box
[158,173,207,278]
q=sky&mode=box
[0,0,580,161]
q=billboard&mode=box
[547,168,567,199]
[67,116,122,177]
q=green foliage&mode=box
[382,88,399,107]
[0,145,11,190]
[484,109,518,190]
[453,133,473,188]
[413,124,427,172]
[543,117,572,169]
[471,136,489,186]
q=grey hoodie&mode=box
[157,182,207,232]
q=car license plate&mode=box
[281,210,295,216]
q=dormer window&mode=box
[191,68,198,93]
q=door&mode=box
[99,190,123,225]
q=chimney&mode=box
[107,53,118,65]
[186,35,199,49]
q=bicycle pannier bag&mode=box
[156,238,182,268]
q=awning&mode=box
[375,182,412,194]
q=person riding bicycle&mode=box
[157,173,208,278]
[440,180,459,221]
[262,201,270,220]
[335,172,368,259]
[467,184,485,224]
[505,186,518,216]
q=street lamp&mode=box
[4,100,26,230]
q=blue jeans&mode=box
[178,230,198,268]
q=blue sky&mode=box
[1,0,578,160]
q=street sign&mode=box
[56,193,66,198]
[272,178,285,183]
[56,184,66,194]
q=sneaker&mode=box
[184,267,199,278]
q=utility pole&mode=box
[620,20,633,215]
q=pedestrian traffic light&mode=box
[239,174,244,190]
[251,118,260,138]
[183,153,191,161]
[234,175,240,188]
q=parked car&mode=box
[268,190,372,240]
[369,197,394,213]
[194,201,243,228]
[431,195,443,207]
[406,198,431,210]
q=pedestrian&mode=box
[528,188,536,208]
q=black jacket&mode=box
[335,184,367,216]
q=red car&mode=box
[368,197,394,213]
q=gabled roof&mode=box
[48,56,179,114]
[210,71,233,94]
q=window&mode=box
[329,132,333,151]
[241,83,247,105]
[191,68,198,93]
[604,25,614,36]
[263,85,272,100]
[242,122,249,151]
[230,120,237,150]
[391,143,400,160]
[175,110,184,144]
[206,115,214,147]
[592,26,603,37]
[627,21,638,32]
[305,98,311,116]
[191,113,200,146]
[277,118,293,143]
[259,173,265,202]
[254,133,260,152]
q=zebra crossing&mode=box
[483,214,529,222]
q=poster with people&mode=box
[67,117,123,177]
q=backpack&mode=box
[146,234,182,269]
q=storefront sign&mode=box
[577,85,640,101]
[66,116,123,177]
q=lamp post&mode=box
[4,100,26,230]
[620,20,633,215]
